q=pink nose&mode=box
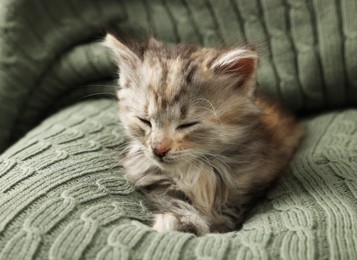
[153,146,170,158]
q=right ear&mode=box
[104,33,141,87]
[209,48,258,96]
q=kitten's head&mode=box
[105,33,260,169]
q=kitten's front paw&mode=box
[152,213,209,236]
[152,213,179,232]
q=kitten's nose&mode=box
[153,145,171,158]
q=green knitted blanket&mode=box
[0,0,356,259]
[1,100,356,259]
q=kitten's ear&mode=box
[104,33,141,87]
[210,49,258,95]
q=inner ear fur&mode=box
[211,49,258,91]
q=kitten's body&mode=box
[105,33,304,235]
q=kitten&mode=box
[105,32,305,235]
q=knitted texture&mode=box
[0,99,356,259]
[1,0,357,151]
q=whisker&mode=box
[194,98,225,129]
[77,93,118,101]
[71,84,117,89]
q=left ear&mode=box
[210,49,258,95]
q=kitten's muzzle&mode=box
[152,145,171,159]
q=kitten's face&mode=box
[106,35,259,169]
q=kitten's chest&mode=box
[168,164,220,214]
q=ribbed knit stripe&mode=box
[261,0,303,109]
[341,0,357,103]
[312,0,347,108]
[287,0,324,110]
[233,0,281,99]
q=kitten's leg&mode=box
[151,198,210,236]
[209,189,270,232]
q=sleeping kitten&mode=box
[105,32,304,235]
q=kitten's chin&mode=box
[151,157,176,170]
[147,155,185,170]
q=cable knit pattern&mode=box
[0,0,357,259]
[0,99,356,259]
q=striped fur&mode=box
[105,34,305,235]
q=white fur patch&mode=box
[152,213,179,232]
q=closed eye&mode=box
[138,117,151,127]
[177,121,199,130]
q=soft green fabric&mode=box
[1,0,357,259]
[0,99,356,259]
[1,0,357,151]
